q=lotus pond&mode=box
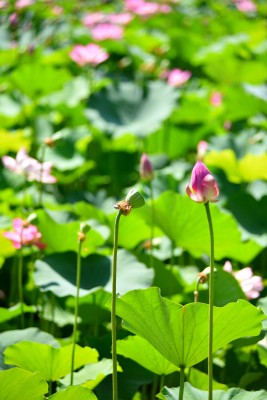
[0,1,267,399]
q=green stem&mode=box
[48,380,52,396]
[70,240,82,385]
[148,181,155,268]
[159,374,165,391]
[204,202,215,400]
[18,247,24,329]
[179,366,185,400]
[38,145,46,208]
[111,210,122,400]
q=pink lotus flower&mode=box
[4,218,46,250]
[163,68,191,87]
[197,140,208,161]
[108,13,133,25]
[125,0,171,16]
[140,153,153,181]
[234,0,257,12]
[70,43,109,66]
[210,91,222,107]
[83,12,106,27]
[83,12,132,28]
[15,0,34,8]
[186,161,219,203]
[2,148,57,184]
[91,23,124,41]
[223,261,263,299]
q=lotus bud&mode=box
[186,161,219,204]
[125,188,145,209]
[139,153,153,181]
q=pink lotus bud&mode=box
[186,161,219,203]
[210,91,222,107]
[140,153,153,181]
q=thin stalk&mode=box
[17,247,24,329]
[194,276,202,302]
[204,202,215,400]
[111,210,122,400]
[148,181,155,268]
[170,240,175,271]
[38,145,46,207]
[70,239,82,385]
[179,366,185,400]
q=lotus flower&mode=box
[163,68,191,87]
[223,261,263,299]
[70,43,109,66]
[91,23,124,41]
[2,148,56,183]
[186,161,219,203]
[139,153,153,181]
[4,218,46,250]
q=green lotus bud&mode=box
[80,222,91,235]
[125,188,145,209]
[26,213,38,224]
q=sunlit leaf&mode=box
[153,192,261,262]
[109,287,264,368]
[157,383,267,399]
[0,368,48,400]
[49,386,98,400]
[117,335,177,375]
[4,342,98,381]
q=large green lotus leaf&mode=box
[4,342,98,382]
[204,150,267,183]
[49,386,97,400]
[157,383,267,399]
[110,287,264,368]
[188,367,227,391]
[0,368,48,400]
[117,335,177,375]
[34,250,154,297]
[8,64,71,99]
[60,358,120,390]
[226,193,267,247]
[35,209,105,256]
[42,76,90,108]
[0,328,59,371]
[0,304,35,324]
[153,192,261,263]
[86,80,178,137]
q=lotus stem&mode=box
[111,210,122,400]
[179,366,185,400]
[70,239,82,385]
[204,202,215,400]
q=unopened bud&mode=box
[26,213,38,224]
[80,222,91,235]
[125,188,145,209]
[44,132,63,148]
[139,153,154,181]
